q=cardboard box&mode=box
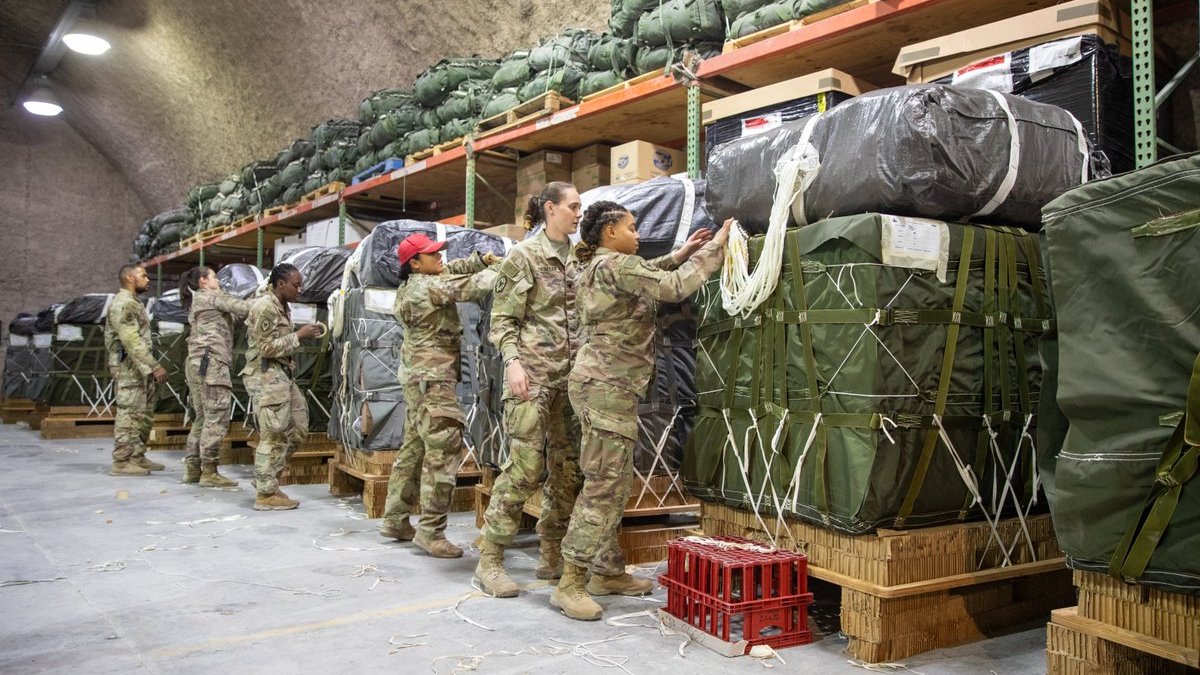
[571,143,613,193]
[516,150,572,182]
[610,141,684,186]
[701,69,875,125]
[893,0,1129,83]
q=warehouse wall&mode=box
[0,106,147,350]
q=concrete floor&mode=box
[0,423,1051,674]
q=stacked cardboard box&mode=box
[610,141,684,185]
[571,143,613,193]
[515,149,572,222]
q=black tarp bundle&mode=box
[56,294,115,325]
[357,220,510,288]
[35,305,59,333]
[217,264,266,299]
[9,313,38,336]
[704,90,855,157]
[930,35,1133,176]
[705,85,1093,233]
[278,247,353,304]
[147,290,189,326]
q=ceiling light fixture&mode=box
[63,12,110,55]
[23,82,63,116]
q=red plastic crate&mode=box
[659,536,814,653]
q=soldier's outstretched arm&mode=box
[216,292,253,320]
[611,242,724,304]
[115,304,158,376]
[444,252,487,276]
[429,267,499,306]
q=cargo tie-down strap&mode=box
[696,222,1050,559]
[1108,351,1200,583]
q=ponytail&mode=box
[576,200,631,264]
[179,266,211,310]
[521,181,575,231]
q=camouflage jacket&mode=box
[572,242,723,398]
[187,288,251,366]
[104,288,157,377]
[396,253,497,385]
[490,229,579,391]
[242,292,300,378]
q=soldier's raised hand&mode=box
[713,219,734,247]
[676,227,714,261]
[483,252,502,266]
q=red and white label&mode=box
[953,53,1013,93]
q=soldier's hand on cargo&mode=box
[713,219,734,247]
[483,252,502,266]
[675,228,714,262]
[151,366,168,384]
[506,358,531,401]
[296,324,323,340]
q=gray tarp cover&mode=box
[705,85,1091,232]
[581,176,714,258]
[56,294,115,325]
[1041,152,1200,594]
[217,264,266,299]
[278,247,353,304]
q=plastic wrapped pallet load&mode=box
[686,213,1051,535]
[42,294,115,410]
[1040,153,1200,595]
[705,85,1094,233]
[3,314,52,401]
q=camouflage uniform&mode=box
[105,288,160,462]
[482,229,583,548]
[384,254,497,540]
[242,293,307,497]
[185,289,251,470]
[562,242,723,575]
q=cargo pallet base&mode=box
[473,468,700,566]
[328,447,481,518]
[0,398,46,426]
[40,409,185,440]
[700,502,1073,662]
[1047,571,1199,674]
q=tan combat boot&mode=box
[253,491,299,511]
[587,572,654,597]
[182,457,201,484]
[414,533,463,559]
[110,461,150,476]
[535,538,563,580]
[380,520,415,541]
[473,539,518,598]
[132,455,166,472]
[199,464,238,488]
[550,563,603,621]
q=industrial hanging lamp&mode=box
[22,80,63,117]
[62,7,110,56]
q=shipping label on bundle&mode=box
[953,53,1013,93]
[157,321,186,335]
[881,216,950,283]
[741,113,783,137]
[1028,37,1084,83]
[364,289,397,315]
[56,325,83,342]
[289,303,318,325]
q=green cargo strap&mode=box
[701,406,996,431]
[896,228,976,527]
[1004,235,1033,416]
[1131,206,1200,238]
[698,314,761,340]
[996,232,1015,415]
[721,321,746,412]
[1108,351,1200,581]
[786,233,828,513]
[969,229,999,517]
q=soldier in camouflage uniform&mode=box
[243,263,323,511]
[551,202,729,621]
[381,234,500,558]
[106,264,169,476]
[179,266,251,488]
[474,182,584,597]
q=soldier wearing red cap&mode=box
[380,233,501,558]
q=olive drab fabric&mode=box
[562,241,723,575]
[244,293,306,497]
[185,289,251,467]
[1041,152,1200,595]
[384,256,498,540]
[105,289,159,462]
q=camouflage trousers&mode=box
[185,358,233,467]
[383,381,463,539]
[562,377,639,576]
[481,383,582,547]
[112,368,157,462]
[249,369,308,497]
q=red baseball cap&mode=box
[397,233,445,266]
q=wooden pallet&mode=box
[581,71,662,102]
[0,398,41,425]
[700,502,1073,663]
[263,204,288,217]
[1046,571,1200,673]
[328,445,481,518]
[475,91,574,138]
[722,0,876,53]
[299,181,345,203]
[405,136,467,165]
[231,214,257,228]
[40,411,185,440]
[178,224,235,249]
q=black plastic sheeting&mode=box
[56,294,115,325]
[705,85,1092,233]
[217,264,266,300]
[580,176,716,258]
[9,313,38,336]
[357,221,510,288]
[704,90,855,157]
[35,305,59,332]
[278,247,353,304]
[148,290,189,325]
[930,35,1133,176]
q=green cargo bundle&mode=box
[587,35,637,74]
[636,0,726,47]
[1041,153,1200,595]
[635,42,722,74]
[728,0,853,38]
[518,65,586,102]
[482,90,522,118]
[413,58,500,108]
[435,81,490,125]
[527,28,599,72]
[151,323,189,415]
[686,213,1050,535]
[492,51,532,90]
[43,324,111,410]
[609,0,662,38]
[580,70,627,97]
[357,88,412,125]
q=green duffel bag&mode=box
[326,167,352,185]
[609,0,660,37]
[218,174,240,196]
[413,58,501,108]
[492,51,532,90]
[370,105,422,148]
[441,117,476,140]
[355,152,378,175]
[518,64,585,102]
[729,1,795,38]
[482,90,522,119]
[402,127,441,156]
[357,129,374,155]
[435,81,489,124]
[220,190,244,213]
[579,70,626,97]
[277,159,309,187]
[301,172,327,194]
[528,28,598,71]
[1041,153,1200,595]
[687,213,1049,535]
[720,0,776,19]
[275,139,315,169]
[188,183,220,206]
[311,118,362,148]
[240,160,277,190]
[635,41,723,73]
[380,140,405,161]
[588,35,637,73]
[357,88,412,124]
[322,140,358,171]
[637,0,726,47]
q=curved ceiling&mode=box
[0,0,609,217]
